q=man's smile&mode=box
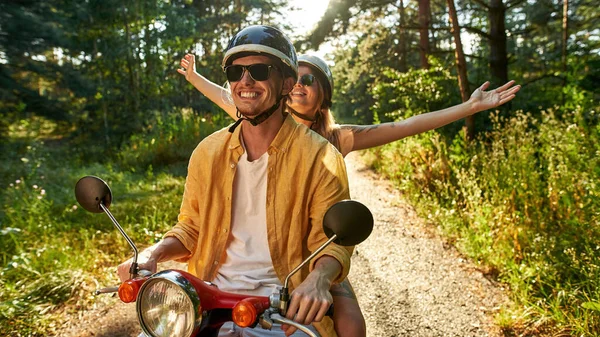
[239,91,260,99]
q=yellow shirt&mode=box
[164,114,351,337]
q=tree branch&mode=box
[471,0,490,10]
[506,0,527,10]
[303,0,357,50]
[463,26,492,40]
[510,27,535,36]
[522,73,564,87]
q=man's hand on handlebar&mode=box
[283,256,341,336]
[116,237,191,282]
[116,256,157,282]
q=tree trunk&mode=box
[429,6,438,52]
[91,14,110,147]
[447,0,473,139]
[561,0,569,98]
[235,0,243,33]
[418,0,431,69]
[397,0,408,72]
[489,0,508,86]
[123,6,139,120]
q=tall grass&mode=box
[364,108,600,335]
[117,110,223,171]
[0,112,225,335]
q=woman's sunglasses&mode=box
[224,64,275,82]
[297,73,316,87]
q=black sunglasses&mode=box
[297,73,316,87]
[224,64,275,82]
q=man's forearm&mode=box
[311,255,343,287]
[148,236,191,263]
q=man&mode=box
[118,25,351,337]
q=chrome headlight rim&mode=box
[136,270,202,337]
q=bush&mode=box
[371,58,461,126]
[117,110,225,171]
[365,107,600,335]
[0,110,223,335]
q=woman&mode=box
[177,53,520,337]
[178,53,520,158]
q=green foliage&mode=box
[328,4,434,125]
[0,0,286,148]
[117,111,225,170]
[371,58,461,123]
[0,111,222,335]
[365,108,600,335]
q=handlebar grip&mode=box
[137,269,153,277]
[326,304,334,317]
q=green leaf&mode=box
[582,302,600,312]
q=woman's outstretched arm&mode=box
[177,53,238,120]
[345,81,521,153]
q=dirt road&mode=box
[54,152,507,337]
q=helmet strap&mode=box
[228,96,283,133]
[289,107,317,122]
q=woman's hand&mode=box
[469,80,521,113]
[177,53,198,82]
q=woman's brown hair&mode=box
[308,70,341,151]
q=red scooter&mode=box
[75,176,373,337]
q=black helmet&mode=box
[298,54,334,108]
[222,25,298,80]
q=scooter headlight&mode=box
[137,271,202,337]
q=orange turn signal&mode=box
[118,278,146,303]
[232,299,260,328]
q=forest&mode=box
[1,0,598,335]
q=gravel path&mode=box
[344,152,507,337]
[54,152,508,337]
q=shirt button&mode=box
[230,163,235,169]
[223,228,228,233]
[213,261,218,265]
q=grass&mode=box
[3,106,599,336]
[0,112,224,336]
[363,107,600,336]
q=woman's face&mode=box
[288,65,322,118]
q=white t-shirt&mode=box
[212,147,282,296]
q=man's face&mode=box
[229,55,289,117]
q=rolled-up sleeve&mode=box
[164,149,202,262]
[307,145,353,284]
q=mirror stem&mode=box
[279,234,337,315]
[99,203,140,278]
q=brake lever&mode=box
[94,270,152,296]
[261,312,318,337]
[94,286,119,295]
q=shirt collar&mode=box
[227,113,297,153]
[269,113,297,152]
